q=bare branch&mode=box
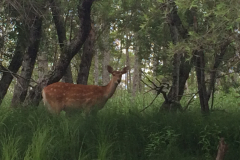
[183,91,199,111]
[140,94,159,112]
[140,71,170,112]
[0,64,39,85]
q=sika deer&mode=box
[42,65,129,114]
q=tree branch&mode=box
[49,0,67,50]
[47,0,95,84]
[207,39,232,100]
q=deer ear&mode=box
[121,66,129,74]
[107,65,113,73]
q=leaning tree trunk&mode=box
[207,40,231,102]
[178,56,192,100]
[0,23,27,105]
[77,23,95,85]
[25,0,95,106]
[11,16,42,107]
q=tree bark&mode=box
[61,65,73,83]
[37,52,48,83]
[102,23,110,86]
[178,56,192,100]
[194,50,209,113]
[25,0,95,106]
[0,23,27,105]
[132,45,140,97]
[94,50,99,85]
[11,16,42,107]
[125,33,131,91]
[207,40,231,101]
[77,24,95,85]
[170,52,181,101]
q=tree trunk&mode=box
[178,56,192,100]
[161,0,191,111]
[25,51,49,105]
[61,65,73,83]
[11,16,42,107]
[25,0,95,106]
[0,23,27,105]
[102,24,110,86]
[132,45,140,97]
[194,50,209,113]
[94,50,99,85]
[77,24,95,85]
[125,34,131,92]
[170,52,181,101]
[207,40,230,101]
[37,52,48,83]
[164,3,181,107]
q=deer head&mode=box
[42,65,129,114]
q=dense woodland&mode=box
[0,0,240,112]
[0,0,240,159]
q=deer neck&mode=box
[104,79,119,98]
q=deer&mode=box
[42,65,129,115]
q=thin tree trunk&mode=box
[11,16,42,107]
[37,52,48,82]
[194,50,209,113]
[125,34,131,91]
[207,40,231,101]
[102,23,110,86]
[77,24,95,85]
[94,49,99,85]
[132,45,140,97]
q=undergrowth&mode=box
[0,91,240,159]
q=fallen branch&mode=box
[216,138,228,160]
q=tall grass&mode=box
[0,91,240,159]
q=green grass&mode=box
[0,91,240,159]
